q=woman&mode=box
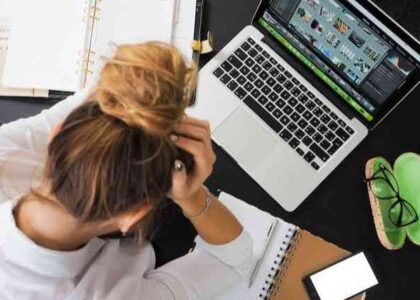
[0,43,253,299]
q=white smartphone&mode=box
[303,252,380,300]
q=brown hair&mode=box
[33,42,196,238]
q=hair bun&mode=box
[91,42,197,137]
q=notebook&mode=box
[216,192,366,300]
[2,0,175,92]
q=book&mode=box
[215,192,366,300]
[2,0,175,92]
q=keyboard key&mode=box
[311,162,320,170]
[255,79,264,88]
[295,129,305,139]
[247,72,257,82]
[307,91,315,99]
[281,91,291,100]
[266,77,276,86]
[230,69,240,79]
[273,109,282,119]
[227,81,238,91]
[322,105,331,114]
[313,133,322,143]
[291,87,301,97]
[298,119,308,129]
[269,92,279,102]
[336,128,350,141]
[346,126,355,135]
[277,74,287,83]
[275,99,286,108]
[241,42,251,51]
[318,124,328,134]
[313,107,323,117]
[234,87,247,99]
[304,151,315,163]
[314,98,323,106]
[320,140,331,150]
[239,66,250,75]
[251,89,261,99]
[273,84,283,93]
[303,136,312,146]
[284,105,293,115]
[262,61,272,71]
[269,57,277,65]
[305,101,316,110]
[228,55,242,68]
[305,126,316,136]
[262,85,271,95]
[237,75,246,85]
[284,81,294,90]
[252,65,262,74]
[259,71,269,80]
[258,95,269,105]
[279,129,293,142]
[310,143,330,162]
[289,138,300,149]
[296,147,305,156]
[292,78,300,85]
[310,118,320,128]
[328,144,339,155]
[321,114,331,124]
[299,84,308,92]
[288,97,298,107]
[277,64,285,72]
[290,112,300,122]
[328,121,338,131]
[255,44,263,51]
[220,74,231,84]
[296,104,305,113]
[330,112,338,120]
[298,94,309,104]
[221,61,233,72]
[280,116,290,125]
[262,50,270,58]
[303,111,313,120]
[284,71,292,78]
[269,68,280,77]
[248,48,258,57]
[247,38,255,45]
[287,123,298,132]
[265,102,275,112]
[256,55,265,64]
[245,58,255,67]
[325,131,335,141]
[214,67,224,78]
[338,119,346,127]
[244,96,283,133]
[234,48,247,60]
[333,138,343,148]
[244,82,254,92]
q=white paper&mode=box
[84,0,175,87]
[3,0,89,91]
[172,0,197,60]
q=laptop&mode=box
[188,0,420,211]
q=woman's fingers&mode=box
[175,123,211,149]
[181,115,211,134]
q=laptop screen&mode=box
[257,0,420,122]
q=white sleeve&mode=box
[143,229,254,300]
[0,89,90,200]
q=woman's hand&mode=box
[168,115,216,206]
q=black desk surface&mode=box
[1,1,419,299]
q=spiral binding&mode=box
[258,227,302,300]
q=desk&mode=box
[1,1,419,299]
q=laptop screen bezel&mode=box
[252,0,420,130]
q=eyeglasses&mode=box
[365,164,418,228]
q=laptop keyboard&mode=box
[212,38,355,171]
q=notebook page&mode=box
[3,0,89,91]
[0,16,48,97]
[82,0,174,88]
[215,193,297,300]
[172,0,197,60]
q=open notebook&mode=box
[2,0,175,92]
[216,193,366,300]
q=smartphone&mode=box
[303,252,380,300]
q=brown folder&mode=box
[268,229,366,300]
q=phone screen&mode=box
[307,252,379,300]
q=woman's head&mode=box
[43,42,196,237]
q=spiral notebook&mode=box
[216,193,365,300]
[2,0,175,92]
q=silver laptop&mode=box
[188,0,420,211]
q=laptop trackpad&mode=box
[213,108,277,170]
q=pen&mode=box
[248,219,279,288]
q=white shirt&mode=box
[0,90,254,300]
